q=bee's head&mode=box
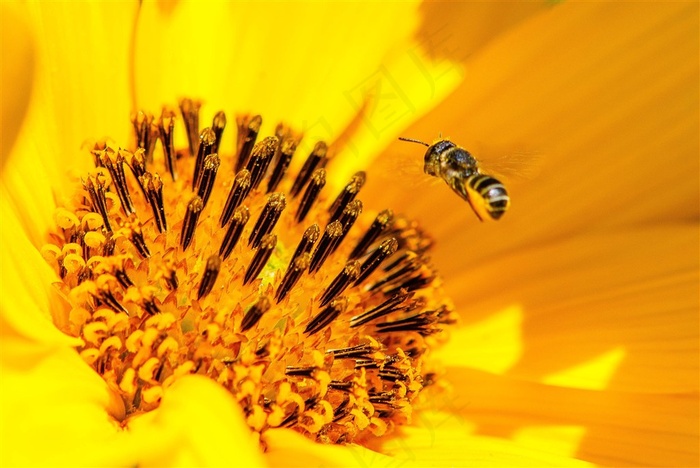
[424,139,456,177]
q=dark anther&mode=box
[369,253,422,290]
[328,171,366,222]
[375,311,439,336]
[140,172,167,233]
[83,177,112,233]
[381,268,435,297]
[103,236,115,256]
[128,150,148,197]
[353,237,398,286]
[114,268,134,289]
[325,343,376,359]
[295,168,325,223]
[368,391,395,405]
[220,169,252,227]
[192,128,216,190]
[354,359,379,370]
[96,290,129,315]
[244,234,276,285]
[181,196,204,251]
[378,366,407,382]
[197,255,221,300]
[142,297,160,315]
[158,109,177,181]
[319,260,361,307]
[164,267,178,290]
[195,153,220,208]
[129,226,151,259]
[179,98,202,157]
[285,366,317,377]
[275,252,310,303]
[350,288,412,328]
[248,193,286,249]
[329,380,354,392]
[308,221,343,274]
[131,111,158,162]
[219,206,250,260]
[100,149,134,216]
[329,199,362,255]
[246,136,277,190]
[304,296,347,335]
[240,296,271,332]
[289,224,320,268]
[211,111,226,155]
[349,209,394,259]
[290,142,327,197]
[267,136,297,193]
[235,114,263,172]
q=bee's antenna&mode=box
[398,137,429,147]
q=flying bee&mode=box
[398,137,510,221]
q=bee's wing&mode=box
[471,141,542,183]
[382,153,440,189]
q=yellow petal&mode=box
[431,367,699,467]
[0,340,125,466]
[367,1,698,264]
[0,3,34,168]
[264,428,397,468]
[134,2,470,187]
[126,375,265,467]
[382,413,595,467]
[439,225,698,393]
[2,1,137,244]
[0,196,80,346]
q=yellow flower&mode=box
[1,1,698,467]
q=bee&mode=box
[398,137,510,221]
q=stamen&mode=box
[127,150,147,197]
[350,289,412,328]
[179,98,202,157]
[289,224,320,267]
[267,136,297,193]
[304,297,347,335]
[181,196,203,251]
[326,343,376,359]
[196,153,220,208]
[328,171,366,222]
[353,238,398,286]
[244,233,277,285]
[83,177,112,233]
[330,199,362,255]
[126,224,151,259]
[131,111,158,162]
[100,149,135,216]
[211,111,227,155]
[295,168,326,223]
[193,128,216,190]
[220,169,252,227]
[197,255,222,300]
[275,252,310,303]
[285,366,318,377]
[235,114,263,172]
[349,209,393,259]
[319,260,360,307]
[220,206,250,260]
[309,221,343,274]
[290,142,327,197]
[158,109,177,181]
[140,172,167,233]
[240,296,271,332]
[247,137,277,190]
[249,193,286,249]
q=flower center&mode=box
[41,99,456,444]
